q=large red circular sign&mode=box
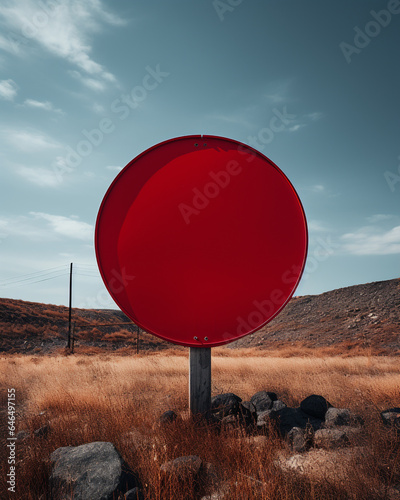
[95,135,307,347]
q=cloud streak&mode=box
[23,98,63,113]
[0,78,18,100]
[341,224,400,255]
[0,212,93,242]
[16,166,63,187]
[3,128,62,151]
[0,0,126,88]
[29,212,93,241]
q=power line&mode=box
[0,270,68,286]
[27,274,69,285]
[1,272,69,288]
[0,264,68,283]
[0,266,69,286]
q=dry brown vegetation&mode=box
[2,348,400,499]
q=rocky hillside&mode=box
[233,278,400,352]
[0,278,399,354]
[0,299,171,354]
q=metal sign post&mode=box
[189,347,211,416]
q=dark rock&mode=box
[50,441,138,500]
[200,482,230,500]
[274,407,323,436]
[250,391,277,413]
[159,410,178,425]
[160,455,202,480]
[238,401,257,427]
[339,427,363,441]
[202,462,221,491]
[287,426,314,452]
[314,429,350,449]
[16,430,30,441]
[272,400,287,412]
[196,462,224,500]
[257,409,276,429]
[34,424,50,438]
[211,393,242,419]
[381,408,400,428]
[324,407,364,427]
[300,395,332,420]
[125,487,144,500]
[204,412,221,427]
[221,415,237,427]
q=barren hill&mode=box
[232,278,400,352]
[0,299,171,354]
[0,278,399,354]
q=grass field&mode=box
[1,348,400,499]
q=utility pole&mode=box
[67,262,73,349]
[71,322,75,354]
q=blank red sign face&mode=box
[95,135,307,347]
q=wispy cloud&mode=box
[308,220,329,233]
[311,184,325,193]
[0,78,17,100]
[0,215,45,241]
[286,111,323,134]
[68,70,106,92]
[341,223,400,255]
[0,34,21,55]
[92,102,106,114]
[288,124,306,132]
[0,0,126,88]
[206,111,254,129]
[262,79,293,104]
[3,128,62,151]
[29,212,93,241]
[16,166,63,187]
[366,214,395,224]
[0,212,93,242]
[307,112,323,121]
[106,165,122,172]
[23,98,63,113]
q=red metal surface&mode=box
[95,135,308,347]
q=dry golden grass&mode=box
[1,348,400,499]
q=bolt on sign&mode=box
[95,135,308,348]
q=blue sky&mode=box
[0,0,399,309]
